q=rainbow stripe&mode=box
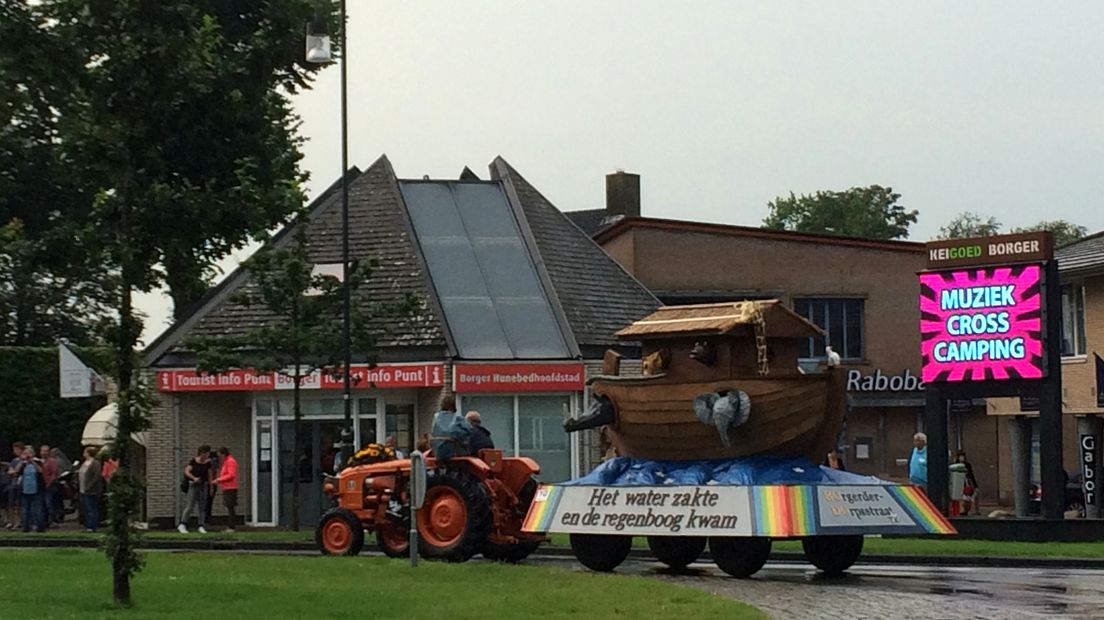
[752,485,816,537]
[522,485,564,532]
[888,485,957,534]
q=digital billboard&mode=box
[919,264,1044,383]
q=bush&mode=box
[0,347,107,459]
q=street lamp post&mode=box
[307,0,353,468]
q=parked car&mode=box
[1027,470,1085,517]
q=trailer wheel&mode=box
[802,535,863,576]
[416,468,492,562]
[377,522,409,558]
[709,537,771,578]
[570,534,633,572]
[647,536,706,569]
[316,508,364,556]
[483,477,542,563]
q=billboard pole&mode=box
[924,384,949,513]
[1038,258,1065,519]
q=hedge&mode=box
[0,347,108,463]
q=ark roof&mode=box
[615,300,825,340]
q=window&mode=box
[1061,283,1086,357]
[793,298,864,360]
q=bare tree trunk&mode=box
[112,279,136,604]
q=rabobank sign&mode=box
[846,369,924,393]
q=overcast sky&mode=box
[137,1,1104,342]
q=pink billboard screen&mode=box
[919,264,1044,383]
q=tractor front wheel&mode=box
[802,535,863,576]
[316,508,364,556]
[647,535,706,569]
[416,468,492,562]
[570,533,632,572]
[709,536,771,578]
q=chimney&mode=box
[605,170,640,217]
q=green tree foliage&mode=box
[1,221,116,346]
[1012,220,1088,247]
[937,211,1003,240]
[191,220,417,531]
[762,185,918,240]
[1,0,336,322]
[1,0,339,603]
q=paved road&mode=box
[530,556,1104,619]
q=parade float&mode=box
[527,301,955,577]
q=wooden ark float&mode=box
[565,301,846,462]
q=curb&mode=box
[2,537,1101,569]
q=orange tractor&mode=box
[316,449,545,563]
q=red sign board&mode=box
[453,363,585,393]
[157,363,446,393]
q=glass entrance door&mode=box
[278,419,344,527]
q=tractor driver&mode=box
[430,394,473,460]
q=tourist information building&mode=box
[142,156,658,527]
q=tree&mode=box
[1013,220,1088,247]
[937,211,1003,239]
[11,0,339,603]
[191,221,417,531]
[762,185,918,240]
[0,220,116,346]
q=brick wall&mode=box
[146,387,251,524]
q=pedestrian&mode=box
[213,447,239,533]
[204,448,220,525]
[15,447,46,532]
[38,444,60,527]
[910,432,928,493]
[384,436,406,460]
[178,445,213,534]
[825,448,846,471]
[4,441,24,529]
[955,450,979,516]
[78,446,105,532]
[465,411,495,452]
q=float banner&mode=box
[524,484,955,536]
[156,363,446,392]
[919,264,1044,383]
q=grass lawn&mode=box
[2,549,763,620]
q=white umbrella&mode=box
[81,403,148,448]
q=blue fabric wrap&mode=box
[563,456,886,486]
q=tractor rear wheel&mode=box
[377,522,409,558]
[802,535,863,576]
[570,534,632,572]
[647,535,706,569]
[709,536,771,578]
[483,477,542,563]
[417,468,492,562]
[316,508,364,556]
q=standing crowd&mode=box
[2,441,111,532]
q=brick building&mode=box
[568,175,1002,498]
[142,156,657,527]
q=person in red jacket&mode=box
[214,447,239,532]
